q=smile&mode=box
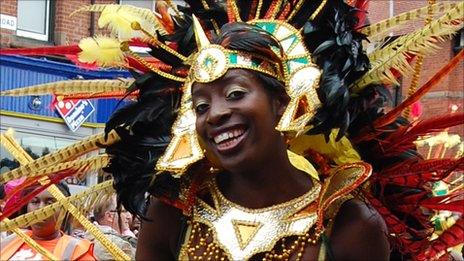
[212,127,248,153]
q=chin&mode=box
[216,149,258,174]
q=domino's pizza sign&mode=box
[55,99,95,132]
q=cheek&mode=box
[195,116,208,142]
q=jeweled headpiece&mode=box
[156,15,322,174]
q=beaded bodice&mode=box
[179,179,323,260]
[178,162,372,260]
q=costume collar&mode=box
[193,178,321,260]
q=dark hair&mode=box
[214,23,288,103]
[19,181,72,232]
[0,184,5,200]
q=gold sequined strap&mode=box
[317,240,327,261]
[316,162,372,232]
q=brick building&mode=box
[367,0,463,158]
[1,0,462,157]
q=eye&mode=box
[194,101,209,115]
[226,86,248,100]
[31,199,39,204]
[46,199,56,205]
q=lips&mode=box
[210,126,248,154]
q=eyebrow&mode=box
[192,73,249,97]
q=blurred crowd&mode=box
[0,182,139,260]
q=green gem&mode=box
[255,22,277,34]
[204,56,215,67]
[289,57,308,64]
[229,53,237,64]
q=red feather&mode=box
[155,1,175,34]
[0,45,81,56]
[60,90,139,100]
[353,0,370,29]
[376,158,464,188]
[420,192,464,213]
[226,0,238,22]
[374,49,464,129]
[353,49,464,143]
[65,54,99,70]
[381,158,463,177]
[415,218,464,261]
[0,170,75,221]
[375,113,464,157]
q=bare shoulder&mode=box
[329,199,390,261]
[136,197,185,260]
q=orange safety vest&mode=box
[0,231,94,261]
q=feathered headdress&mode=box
[1,0,463,259]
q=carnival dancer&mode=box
[0,0,462,260]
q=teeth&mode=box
[213,129,244,144]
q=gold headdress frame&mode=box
[156,16,322,175]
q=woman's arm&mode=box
[329,199,390,261]
[135,198,184,260]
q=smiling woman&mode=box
[1,0,462,260]
[94,0,463,260]
[193,69,289,173]
[128,16,389,260]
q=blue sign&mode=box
[55,99,95,132]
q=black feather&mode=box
[102,73,182,218]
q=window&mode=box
[119,0,155,10]
[16,0,52,41]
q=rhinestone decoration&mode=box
[193,179,321,260]
[193,46,228,83]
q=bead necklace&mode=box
[184,221,323,260]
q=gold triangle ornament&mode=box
[156,83,205,175]
[276,65,321,135]
[232,220,263,249]
[155,15,213,175]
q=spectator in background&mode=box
[0,181,96,260]
[85,195,136,260]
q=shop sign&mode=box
[55,99,95,132]
[0,14,17,31]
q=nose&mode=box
[206,100,231,126]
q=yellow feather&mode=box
[1,130,129,261]
[289,129,361,166]
[0,79,133,97]
[352,2,464,91]
[1,130,33,165]
[361,2,458,41]
[99,5,144,40]
[78,36,125,67]
[288,150,320,180]
[72,4,165,40]
[9,155,109,182]
[0,131,119,183]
